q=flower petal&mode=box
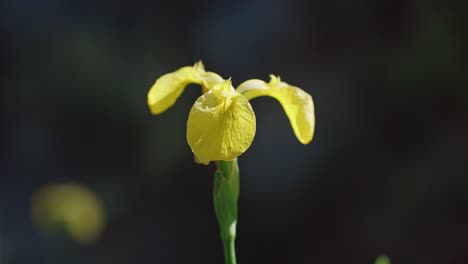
[187,80,256,165]
[147,61,223,114]
[236,75,315,144]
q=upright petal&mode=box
[236,75,315,144]
[147,61,223,114]
[187,80,256,165]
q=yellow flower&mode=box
[147,62,315,164]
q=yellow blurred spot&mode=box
[31,183,105,245]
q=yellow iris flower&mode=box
[147,61,315,165]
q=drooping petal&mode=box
[147,61,223,114]
[187,80,256,165]
[236,75,315,144]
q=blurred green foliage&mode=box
[375,255,391,264]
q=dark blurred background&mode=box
[1,0,468,263]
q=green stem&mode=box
[213,159,239,264]
[223,238,237,264]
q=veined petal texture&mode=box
[187,81,256,165]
